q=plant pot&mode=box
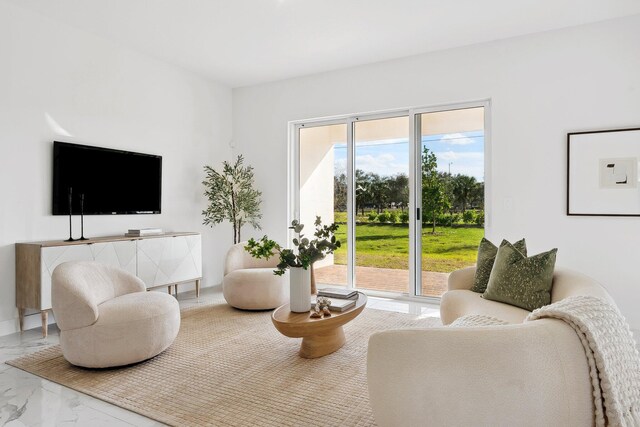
[289,267,311,313]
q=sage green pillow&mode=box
[482,242,558,311]
[471,238,527,293]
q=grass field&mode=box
[332,222,483,273]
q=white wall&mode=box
[0,2,233,335]
[233,14,640,330]
[299,125,337,268]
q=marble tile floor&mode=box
[0,287,440,426]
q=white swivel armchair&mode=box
[222,242,288,310]
[52,261,180,368]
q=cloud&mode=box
[439,133,476,145]
[356,153,408,176]
[434,151,484,181]
[334,152,409,176]
[334,158,347,174]
[436,151,483,161]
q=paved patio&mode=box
[315,264,449,298]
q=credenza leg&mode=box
[40,311,48,339]
[18,308,25,332]
[174,284,179,297]
[196,279,201,298]
[168,285,173,294]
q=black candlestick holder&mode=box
[65,187,75,242]
[79,193,87,240]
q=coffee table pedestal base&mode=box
[299,326,346,359]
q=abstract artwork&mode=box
[599,157,637,189]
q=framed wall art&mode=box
[567,127,640,216]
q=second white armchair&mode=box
[222,242,288,310]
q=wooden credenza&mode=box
[16,232,202,337]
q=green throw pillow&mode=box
[482,242,558,311]
[471,238,527,293]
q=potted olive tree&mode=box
[245,217,340,312]
[202,155,262,244]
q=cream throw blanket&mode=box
[526,295,640,427]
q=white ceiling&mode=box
[6,0,640,88]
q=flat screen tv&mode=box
[52,141,162,215]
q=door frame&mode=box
[288,99,491,300]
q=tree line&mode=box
[334,147,484,231]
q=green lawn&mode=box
[332,223,483,273]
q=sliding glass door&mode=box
[416,106,486,297]
[293,101,488,298]
[353,116,410,293]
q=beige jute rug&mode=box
[7,298,441,426]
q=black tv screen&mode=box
[52,141,162,215]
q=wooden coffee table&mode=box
[271,292,367,359]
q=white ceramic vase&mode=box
[289,267,311,313]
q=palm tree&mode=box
[333,173,348,211]
[355,169,371,216]
[451,174,477,213]
[388,173,409,211]
[368,173,388,213]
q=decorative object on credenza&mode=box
[125,228,164,237]
[202,155,263,244]
[567,127,640,216]
[245,216,341,298]
[65,187,75,242]
[79,193,87,240]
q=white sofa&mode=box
[367,266,614,427]
[52,261,180,368]
[222,242,288,310]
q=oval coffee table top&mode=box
[271,292,367,338]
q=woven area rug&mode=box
[6,299,441,426]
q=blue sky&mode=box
[334,131,484,181]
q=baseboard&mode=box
[0,311,55,337]
[0,316,20,337]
